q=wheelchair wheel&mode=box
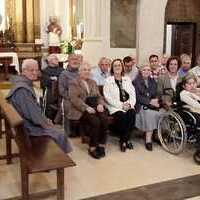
[193,150,200,165]
[158,111,187,155]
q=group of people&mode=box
[6,51,200,160]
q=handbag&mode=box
[85,96,98,108]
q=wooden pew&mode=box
[0,82,18,163]
[0,93,76,200]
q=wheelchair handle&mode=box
[163,88,175,97]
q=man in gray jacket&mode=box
[58,54,82,136]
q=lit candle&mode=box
[80,23,84,39]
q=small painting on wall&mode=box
[110,0,137,48]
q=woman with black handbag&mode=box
[68,61,108,159]
[103,59,136,152]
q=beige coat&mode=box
[67,77,105,120]
[180,90,200,113]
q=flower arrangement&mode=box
[60,39,83,54]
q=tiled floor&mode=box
[0,135,200,200]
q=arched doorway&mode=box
[164,0,200,65]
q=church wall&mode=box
[40,0,168,66]
[82,0,168,65]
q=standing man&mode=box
[123,56,138,81]
[58,54,82,136]
[7,59,72,153]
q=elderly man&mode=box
[6,59,72,153]
[41,54,64,121]
[91,57,111,86]
[58,53,82,136]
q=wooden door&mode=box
[171,23,196,65]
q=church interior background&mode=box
[1,0,200,200]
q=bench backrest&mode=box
[0,91,32,153]
[0,92,23,128]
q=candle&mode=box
[6,16,9,30]
[67,26,72,41]
[2,17,5,33]
[77,24,81,39]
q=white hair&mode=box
[21,59,38,71]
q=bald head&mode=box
[21,59,39,81]
[47,54,59,67]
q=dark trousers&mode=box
[112,109,136,143]
[81,112,108,147]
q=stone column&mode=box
[137,0,168,64]
[83,0,102,40]
[81,0,104,65]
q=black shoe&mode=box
[120,142,127,152]
[69,131,78,138]
[126,141,134,150]
[154,138,161,146]
[88,149,101,159]
[145,143,153,151]
[96,146,106,157]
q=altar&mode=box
[0,52,19,72]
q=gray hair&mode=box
[98,57,111,66]
[21,59,38,71]
[79,61,91,72]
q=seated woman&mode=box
[157,56,181,97]
[180,74,200,112]
[157,56,181,109]
[68,61,108,159]
[133,64,160,151]
[103,59,136,152]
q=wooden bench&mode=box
[0,82,18,163]
[0,93,76,200]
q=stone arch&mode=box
[164,0,200,62]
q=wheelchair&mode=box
[157,87,200,164]
[41,80,62,123]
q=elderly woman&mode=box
[103,59,136,152]
[178,54,191,78]
[133,64,160,151]
[180,74,200,111]
[157,56,181,104]
[68,61,108,159]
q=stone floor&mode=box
[0,135,200,200]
